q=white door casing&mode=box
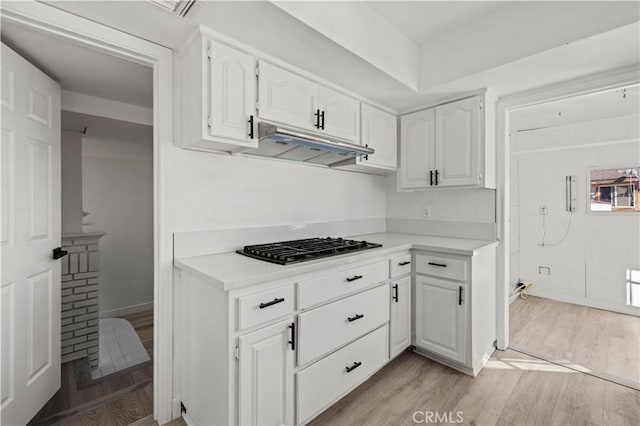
[1,42,61,426]
[399,108,435,189]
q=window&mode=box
[590,167,640,212]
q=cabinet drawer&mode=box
[297,285,389,366]
[298,260,388,309]
[297,325,389,425]
[237,284,295,331]
[415,254,467,281]
[390,253,411,278]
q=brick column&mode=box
[60,232,104,369]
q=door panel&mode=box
[318,86,360,142]
[399,108,435,189]
[1,42,61,426]
[358,104,397,170]
[390,276,411,358]
[435,96,480,187]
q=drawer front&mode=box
[415,254,468,281]
[390,253,412,278]
[297,325,389,425]
[297,284,389,366]
[237,284,295,331]
[298,260,388,309]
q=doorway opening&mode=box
[507,84,640,389]
[2,18,156,425]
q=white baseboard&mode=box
[100,301,153,318]
[527,289,640,317]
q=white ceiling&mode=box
[0,19,153,108]
[365,1,504,45]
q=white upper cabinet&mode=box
[435,96,481,187]
[398,93,495,190]
[179,35,258,153]
[399,108,435,189]
[257,62,317,132]
[317,86,360,142]
[258,62,361,143]
[358,104,397,171]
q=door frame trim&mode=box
[494,64,640,350]
[1,3,175,423]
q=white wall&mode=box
[172,148,387,232]
[61,131,83,234]
[510,114,640,314]
[81,119,154,316]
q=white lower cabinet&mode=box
[238,319,295,425]
[389,276,411,359]
[415,277,467,364]
[296,325,389,425]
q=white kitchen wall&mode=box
[82,119,154,317]
[172,148,387,232]
[511,114,640,314]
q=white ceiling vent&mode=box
[149,0,196,17]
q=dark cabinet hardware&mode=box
[430,170,434,186]
[427,262,447,268]
[345,361,362,373]
[259,297,285,309]
[346,275,363,283]
[398,261,411,266]
[314,109,321,128]
[320,110,325,129]
[248,115,254,139]
[435,170,439,185]
[52,247,68,260]
[392,284,399,303]
[363,144,368,161]
[459,286,464,305]
[288,322,296,351]
[347,314,364,322]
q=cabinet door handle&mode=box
[346,275,363,283]
[347,314,364,322]
[435,170,439,185]
[345,361,362,373]
[430,170,434,186]
[320,110,325,129]
[52,247,68,260]
[398,261,411,266]
[314,109,321,128]
[248,115,254,139]
[259,297,285,309]
[288,322,296,351]
[363,144,368,161]
[459,286,464,305]
[427,262,447,268]
[392,284,399,303]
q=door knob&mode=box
[52,247,68,260]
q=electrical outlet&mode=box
[538,266,551,276]
[422,206,431,218]
[539,205,548,215]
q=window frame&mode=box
[587,164,640,215]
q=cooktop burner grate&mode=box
[236,237,382,265]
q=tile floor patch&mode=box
[91,317,150,380]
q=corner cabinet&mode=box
[358,104,397,171]
[179,34,258,153]
[398,93,495,190]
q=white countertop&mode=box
[174,232,498,291]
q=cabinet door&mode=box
[358,104,397,170]
[415,276,467,364]
[390,276,411,358]
[434,96,481,187]
[399,108,435,189]
[208,40,257,144]
[317,86,360,142]
[238,319,294,425]
[257,62,317,131]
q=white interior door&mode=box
[1,42,62,426]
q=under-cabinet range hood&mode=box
[244,122,374,166]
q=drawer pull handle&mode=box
[345,361,362,373]
[393,284,399,303]
[288,322,296,351]
[347,314,364,322]
[398,261,411,266]
[428,262,447,268]
[259,297,285,309]
[346,275,363,282]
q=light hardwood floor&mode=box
[510,295,640,387]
